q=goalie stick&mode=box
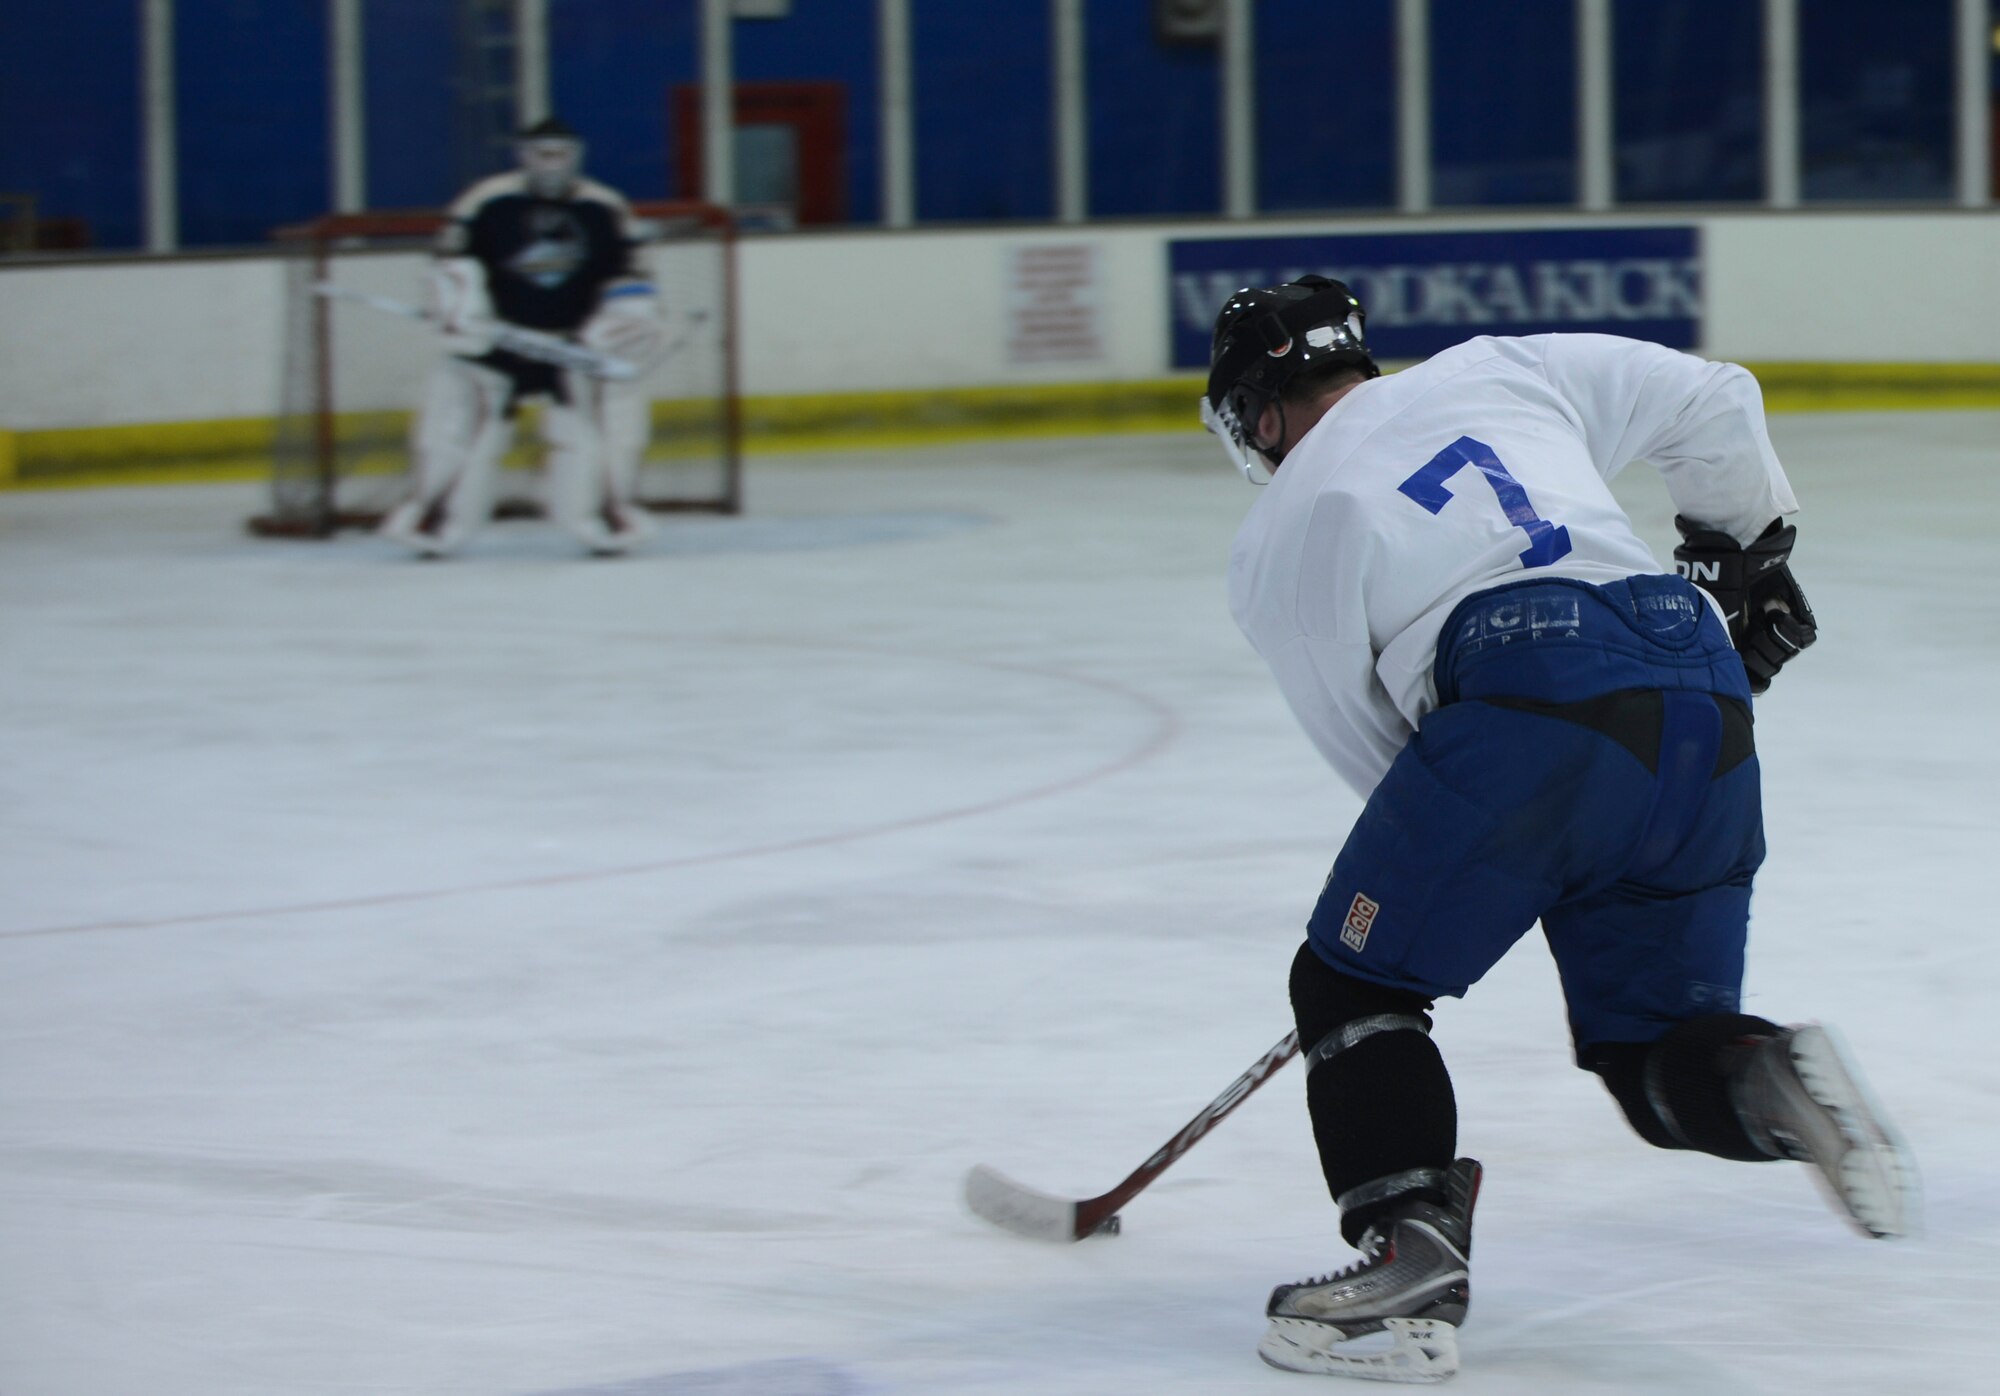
[313,282,643,381]
[964,1029,1300,1242]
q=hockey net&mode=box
[252,200,741,537]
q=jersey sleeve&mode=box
[1266,634,1410,798]
[1534,334,1799,545]
[1232,494,1414,800]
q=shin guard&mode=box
[1290,943,1457,1245]
[1583,1013,1784,1162]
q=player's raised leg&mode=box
[1732,1022,1914,1237]
[1586,1013,1915,1238]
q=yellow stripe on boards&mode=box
[4,367,1998,492]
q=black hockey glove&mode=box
[1672,516,1818,695]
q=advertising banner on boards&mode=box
[1168,226,1701,370]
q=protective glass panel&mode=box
[1431,0,1577,206]
[0,0,141,250]
[176,0,330,246]
[1087,0,1221,216]
[1256,0,1396,212]
[913,0,1054,221]
[1800,0,1955,202]
[1613,0,1765,203]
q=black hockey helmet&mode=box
[1201,274,1377,481]
[516,116,585,197]
[517,116,580,142]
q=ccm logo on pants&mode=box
[1342,894,1380,954]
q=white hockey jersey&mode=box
[1227,333,1798,800]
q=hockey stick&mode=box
[647,308,712,370]
[964,1029,1300,1242]
[313,282,642,381]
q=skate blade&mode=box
[1788,1025,1918,1240]
[1258,1316,1460,1384]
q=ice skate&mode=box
[1730,1024,1916,1239]
[1257,1158,1480,1383]
[579,500,653,557]
[378,498,455,558]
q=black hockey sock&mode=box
[1290,943,1457,1245]
[1307,1032,1459,1244]
[1583,1013,1785,1163]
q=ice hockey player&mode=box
[380,117,666,558]
[1203,275,1915,1382]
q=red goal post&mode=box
[252,199,742,538]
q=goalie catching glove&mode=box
[1673,516,1818,694]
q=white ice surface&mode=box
[2,416,1996,1396]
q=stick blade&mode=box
[962,1164,1085,1242]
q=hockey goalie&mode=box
[380,117,666,558]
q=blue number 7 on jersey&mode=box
[1397,436,1573,568]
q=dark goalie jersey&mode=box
[437,171,639,333]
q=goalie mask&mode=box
[517,117,585,199]
[1201,274,1377,483]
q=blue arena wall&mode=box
[1,0,1980,251]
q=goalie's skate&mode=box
[1731,1024,1915,1240]
[378,498,454,558]
[575,501,655,557]
[1257,1158,1480,1383]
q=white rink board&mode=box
[3,210,1997,431]
[2,413,1997,1395]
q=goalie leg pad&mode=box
[541,390,605,543]
[542,373,653,554]
[387,359,515,555]
[594,377,653,502]
[542,382,652,554]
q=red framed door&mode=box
[672,81,847,226]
